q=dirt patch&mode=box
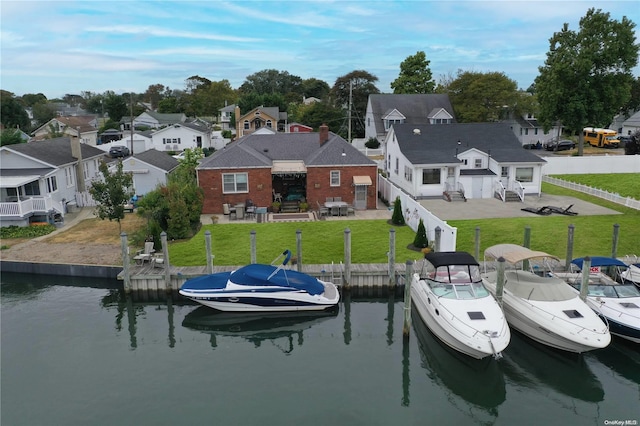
[1,215,147,266]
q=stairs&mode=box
[496,190,522,202]
[443,190,466,202]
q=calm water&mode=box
[1,272,639,426]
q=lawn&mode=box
[168,179,639,266]
[550,173,640,199]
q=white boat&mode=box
[552,257,640,344]
[179,250,340,312]
[482,244,611,353]
[620,261,640,288]
[410,251,510,359]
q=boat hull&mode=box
[411,274,510,359]
[483,273,611,352]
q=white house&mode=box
[32,116,99,146]
[150,123,212,153]
[0,137,105,226]
[218,104,236,131]
[127,111,186,130]
[384,123,546,202]
[504,113,564,147]
[120,149,180,196]
[365,94,456,142]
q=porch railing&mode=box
[0,196,54,217]
[512,181,525,202]
[494,181,506,202]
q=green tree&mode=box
[331,70,380,138]
[0,129,25,146]
[439,70,520,122]
[89,160,134,234]
[301,78,330,100]
[619,76,640,117]
[239,69,303,98]
[143,84,166,110]
[20,93,48,107]
[535,8,638,155]
[104,92,129,122]
[391,197,405,226]
[0,91,30,130]
[293,101,345,135]
[413,219,429,249]
[31,102,57,128]
[391,51,436,94]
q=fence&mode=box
[543,176,640,210]
[75,191,97,207]
[377,175,457,251]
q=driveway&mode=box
[419,194,622,220]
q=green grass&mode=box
[168,179,640,266]
[168,220,421,266]
[551,173,640,199]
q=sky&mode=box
[1,0,639,100]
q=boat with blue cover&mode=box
[179,250,340,312]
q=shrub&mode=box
[413,219,429,248]
[365,137,380,149]
[391,197,405,225]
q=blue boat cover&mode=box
[571,257,627,269]
[181,264,325,295]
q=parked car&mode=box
[618,135,634,147]
[109,146,130,158]
[544,140,575,151]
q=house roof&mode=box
[369,94,456,131]
[32,116,97,136]
[151,123,208,136]
[3,137,106,167]
[198,132,376,170]
[130,149,180,172]
[392,123,546,164]
[623,110,640,127]
[219,104,236,113]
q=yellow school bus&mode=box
[583,127,620,148]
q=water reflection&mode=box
[501,331,605,402]
[591,337,640,384]
[412,307,506,416]
[182,306,339,353]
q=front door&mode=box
[354,185,367,209]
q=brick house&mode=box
[197,125,378,214]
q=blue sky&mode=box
[1,0,638,99]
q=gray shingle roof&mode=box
[132,149,180,172]
[393,123,546,164]
[198,132,376,170]
[4,137,106,166]
[369,94,456,130]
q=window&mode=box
[222,173,248,193]
[24,181,40,196]
[501,167,508,178]
[46,176,57,193]
[244,120,250,130]
[515,167,533,183]
[447,167,455,178]
[330,170,340,186]
[534,128,538,135]
[266,120,272,128]
[404,166,413,182]
[394,158,399,175]
[474,158,482,168]
[65,167,74,186]
[422,168,441,185]
[83,162,89,180]
[524,129,529,135]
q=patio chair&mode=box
[339,205,348,216]
[152,253,164,268]
[547,204,578,216]
[134,241,155,264]
[316,201,329,217]
[347,204,355,216]
[272,190,282,203]
[334,197,341,202]
[326,197,334,203]
[520,206,552,215]
[330,205,340,216]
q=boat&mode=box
[179,250,340,312]
[620,260,640,288]
[410,251,510,359]
[482,244,611,353]
[552,257,640,344]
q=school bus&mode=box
[583,127,620,148]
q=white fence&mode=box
[543,176,640,210]
[542,155,640,175]
[75,192,97,207]
[377,175,457,251]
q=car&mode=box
[109,146,130,158]
[618,135,634,147]
[544,139,575,151]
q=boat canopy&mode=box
[424,251,479,267]
[484,244,559,264]
[232,264,325,295]
[571,257,627,269]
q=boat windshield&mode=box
[585,284,640,298]
[426,264,489,299]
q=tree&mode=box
[143,84,166,110]
[89,160,134,234]
[301,78,330,100]
[239,69,303,98]
[292,101,346,137]
[0,91,30,130]
[331,70,380,138]
[413,219,429,249]
[620,76,640,117]
[391,197,405,226]
[391,51,436,94]
[535,8,638,155]
[104,92,129,122]
[438,70,520,122]
[20,93,48,107]
[31,102,56,127]
[0,129,24,146]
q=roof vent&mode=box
[263,149,269,153]
[413,128,421,135]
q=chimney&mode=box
[319,123,329,145]
[235,106,241,138]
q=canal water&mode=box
[1,272,639,426]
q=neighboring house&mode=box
[99,128,122,145]
[288,123,313,133]
[302,96,321,105]
[234,106,288,138]
[111,131,153,155]
[504,113,563,147]
[126,111,187,130]
[0,137,105,227]
[50,103,89,117]
[197,125,378,214]
[32,116,99,146]
[364,94,456,142]
[619,110,640,136]
[218,104,236,131]
[384,123,546,201]
[150,123,212,153]
[120,149,180,196]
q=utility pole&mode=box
[130,93,134,155]
[348,79,353,144]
